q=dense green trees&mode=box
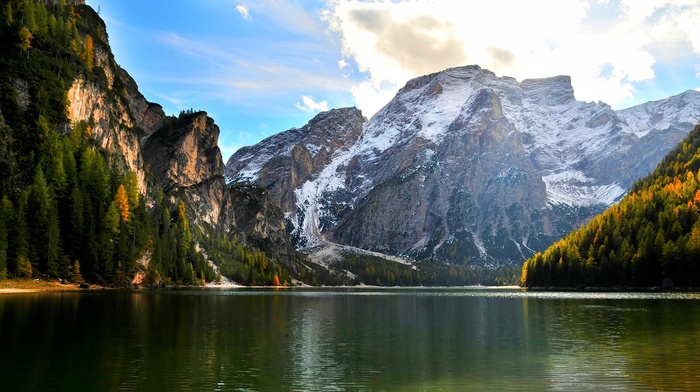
[333,255,519,286]
[522,122,700,288]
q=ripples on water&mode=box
[1,287,699,391]
[207,286,700,300]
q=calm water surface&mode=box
[1,287,699,391]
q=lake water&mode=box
[1,288,699,391]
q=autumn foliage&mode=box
[114,184,130,222]
[522,122,700,288]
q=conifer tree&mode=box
[0,197,9,280]
[83,34,94,72]
[14,192,30,277]
[27,166,50,273]
[23,2,37,32]
[46,206,61,277]
[4,3,14,27]
[72,260,84,284]
[114,184,130,223]
[17,26,32,56]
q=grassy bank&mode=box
[0,278,100,293]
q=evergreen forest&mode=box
[521,122,700,288]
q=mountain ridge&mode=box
[226,64,700,267]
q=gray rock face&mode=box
[226,65,700,266]
[229,184,297,268]
[226,107,366,213]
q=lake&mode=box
[1,287,699,391]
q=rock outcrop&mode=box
[143,112,231,228]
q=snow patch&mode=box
[292,148,356,249]
[543,171,625,206]
[309,242,414,267]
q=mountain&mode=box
[226,65,700,267]
[521,122,700,288]
[0,0,299,285]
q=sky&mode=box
[86,0,700,160]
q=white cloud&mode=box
[236,4,250,20]
[696,65,700,78]
[324,0,700,114]
[338,59,349,69]
[296,95,328,113]
[350,81,397,118]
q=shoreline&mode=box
[0,278,107,294]
[11,280,693,294]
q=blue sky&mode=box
[87,0,700,160]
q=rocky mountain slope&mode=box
[226,65,700,266]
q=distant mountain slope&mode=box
[521,122,700,287]
[226,65,700,266]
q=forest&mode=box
[334,255,519,286]
[521,122,700,288]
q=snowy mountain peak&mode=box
[226,65,700,265]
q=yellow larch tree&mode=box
[114,184,130,222]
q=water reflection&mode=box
[0,289,699,391]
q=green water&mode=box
[1,288,699,391]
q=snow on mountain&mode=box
[226,65,700,265]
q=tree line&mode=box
[334,254,520,286]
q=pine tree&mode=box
[46,204,61,277]
[65,185,84,259]
[83,34,94,72]
[71,260,84,284]
[27,166,50,273]
[17,26,32,56]
[5,3,14,27]
[123,171,139,211]
[16,255,32,278]
[114,184,130,223]
[0,197,9,280]
[23,2,37,32]
[11,192,30,276]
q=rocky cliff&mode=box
[226,65,700,266]
[143,112,232,228]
